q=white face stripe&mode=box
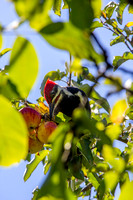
[75,91,87,107]
[51,86,61,103]
[51,86,73,117]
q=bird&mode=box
[44,79,91,119]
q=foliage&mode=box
[0,0,133,200]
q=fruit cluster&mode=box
[19,107,57,154]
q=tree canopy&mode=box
[0,0,133,199]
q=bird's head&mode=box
[44,78,57,104]
[44,79,58,119]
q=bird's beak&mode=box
[49,103,54,120]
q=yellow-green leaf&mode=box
[104,171,119,192]
[9,36,38,98]
[24,150,49,182]
[40,22,104,63]
[110,99,127,124]
[105,124,121,141]
[102,145,125,173]
[126,21,133,27]
[0,34,2,49]
[0,95,28,166]
[53,0,61,16]
[119,181,133,200]
[0,48,11,57]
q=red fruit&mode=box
[38,121,57,144]
[20,107,42,130]
[28,138,44,154]
[20,107,43,153]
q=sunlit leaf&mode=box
[90,21,103,31]
[104,171,119,192]
[77,67,97,83]
[0,34,2,49]
[102,145,125,173]
[53,0,61,16]
[29,1,53,31]
[0,73,21,99]
[105,124,121,141]
[116,0,128,24]
[24,150,49,182]
[91,0,102,18]
[128,4,133,14]
[40,22,104,63]
[110,35,125,46]
[0,95,28,166]
[113,52,133,70]
[73,109,112,149]
[103,1,117,18]
[37,161,76,200]
[126,106,133,120]
[110,99,127,124]
[87,173,100,189]
[0,48,11,57]
[55,112,71,123]
[79,84,110,113]
[119,181,133,200]
[9,36,38,98]
[70,58,82,75]
[63,0,68,9]
[126,21,133,27]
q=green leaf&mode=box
[102,145,125,173]
[126,105,133,120]
[0,34,2,49]
[128,4,133,14]
[40,22,104,63]
[40,70,66,96]
[116,0,128,25]
[77,67,97,83]
[50,124,70,164]
[119,181,133,200]
[77,138,93,165]
[0,73,21,99]
[68,0,94,30]
[91,0,102,18]
[113,52,133,70]
[72,109,112,149]
[103,1,117,18]
[55,112,71,123]
[9,36,38,98]
[63,0,68,9]
[105,124,121,141]
[87,173,100,190]
[24,150,49,182]
[90,21,103,31]
[53,0,61,16]
[29,1,53,31]
[79,84,110,113]
[69,156,84,180]
[0,95,28,166]
[38,163,76,200]
[104,171,119,192]
[0,48,11,57]
[110,35,125,46]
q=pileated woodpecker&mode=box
[44,79,91,119]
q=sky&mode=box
[0,0,133,200]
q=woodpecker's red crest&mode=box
[44,79,57,104]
